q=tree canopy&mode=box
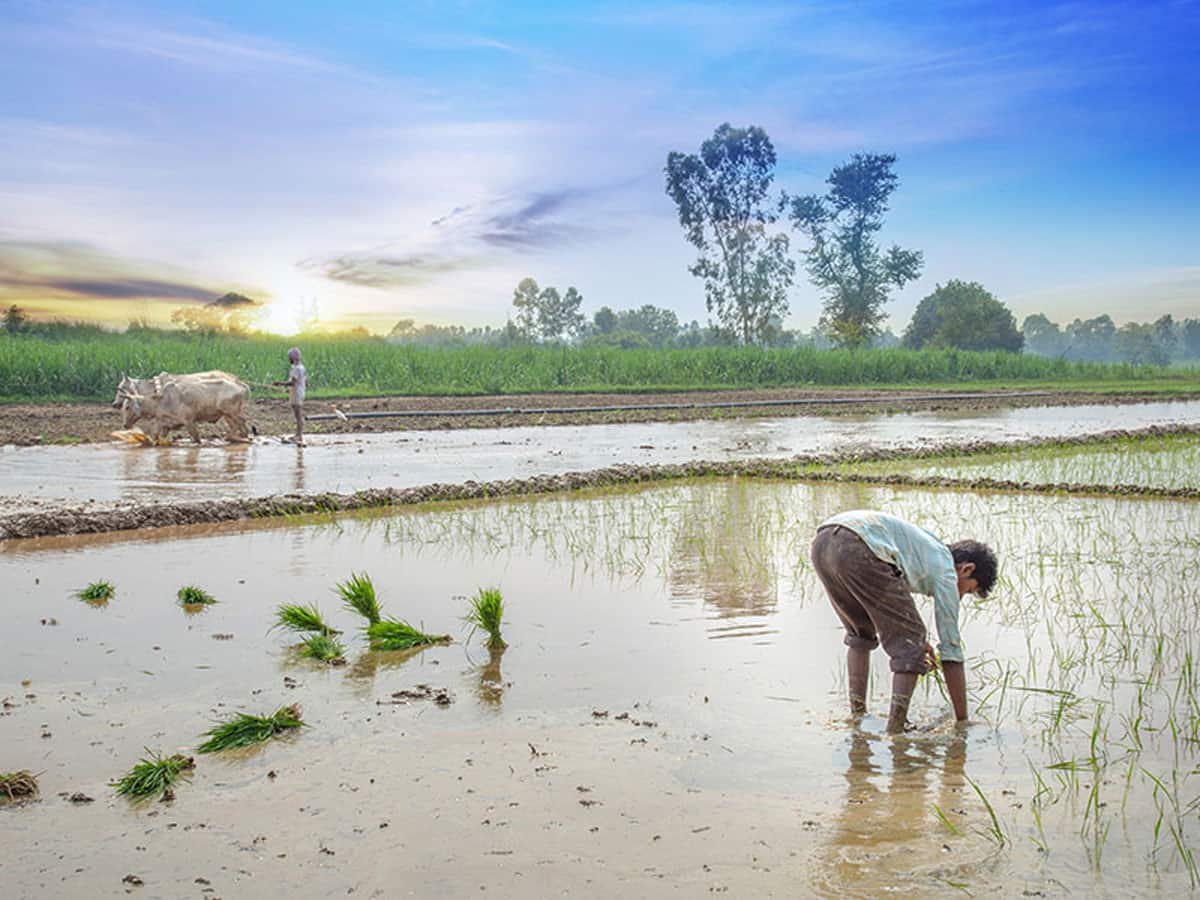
[3,304,28,334]
[511,277,585,342]
[788,153,922,348]
[903,280,1023,352]
[665,123,794,344]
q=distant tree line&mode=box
[1022,313,1200,365]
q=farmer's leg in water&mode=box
[942,660,967,722]
[292,403,304,444]
[812,523,929,727]
[812,526,889,716]
[847,646,870,715]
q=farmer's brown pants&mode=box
[811,525,928,674]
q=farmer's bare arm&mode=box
[943,660,968,722]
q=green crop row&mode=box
[0,331,1192,401]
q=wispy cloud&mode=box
[306,253,479,290]
[308,185,613,291]
[9,11,361,81]
[475,190,597,250]
[0,241,224,304]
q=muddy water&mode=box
[4,400,1200,511]
[2,480,1197,896]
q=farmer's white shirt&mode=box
[288,363,307,405]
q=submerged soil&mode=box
[1,387,1188,446]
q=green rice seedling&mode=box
[299,633,346,664]
[177,585,216,606]
[273,602,337,635]
[197,704,305,753]
[112,750,194,801]
[964,774,1007,846]
[337,572,380,625]
[76,580,115,603]
[464,587,507,649]
[366,619,451,651]
[933,803,961,835]
[0,770,39,800]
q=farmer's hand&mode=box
[923,642,938,673]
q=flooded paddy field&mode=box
[3,478,1198,896]
[808,430,1200,492]
[2,399,1199,527]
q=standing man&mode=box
[810,510,997,733]
[274,346,307,445]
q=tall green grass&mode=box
[1,330,1188,401]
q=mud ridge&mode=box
[3,423,1198,541]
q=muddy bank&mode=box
[5,424,1196,541]
[3,387,1193,446]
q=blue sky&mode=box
[1,0,1197,333]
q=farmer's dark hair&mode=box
[949,540,998,598]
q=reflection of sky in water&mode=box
[4,400,1199,506]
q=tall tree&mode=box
[511,277,542,340]
[618,305,681,347]
[1021,313,1064,356]
[510,278,585,342]
[903,280,1023,352]
[592,306,618,335]
[1116,322,1170,366]
[665,123,794,344]
[1064,315,1116,361]
[788,153,922,348]
[1183,319,1200,358]
[3,304,28,334]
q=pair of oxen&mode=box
[112,371,252,444]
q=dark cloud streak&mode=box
[312,253,476,289]
[475,188,593,250]
[39,277,216,301]
[0,241,221,303]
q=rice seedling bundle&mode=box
[273,602,337,635]
[177,585,216,606]
[464,587,507,650]
[367,619,451,651]
[112,750,195,801]
[76,580,115,603]
[299,633,347,663]
[338,573,380,624]
[0,770,39,800]
[197,705,305,753]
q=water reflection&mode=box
[118,443,252,490]
[668,480,777,620]
[472,647,507,707]
[344,646,436,689]
[813,728,972,896]
[291,445,306,493]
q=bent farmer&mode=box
[273,346,307,445]
[811,510,997,733]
